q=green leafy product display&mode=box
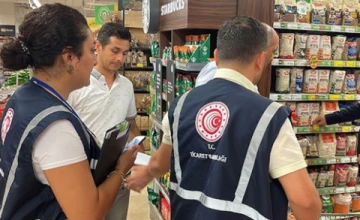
[179,75,194,95]
[150,40,160,58]
[320,195,333,213]
[5,69,30,87]
[175,74,182,97]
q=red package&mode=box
[334,165,350,187]
[336,134,347,156]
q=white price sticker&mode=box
[351,156,358,162]
[346,27,355,33]
[357,94,360,100]
[283,94,292,100]
[335,187,345,194]
[327,158,336,164]
[283,60,294,66]
[272,59,279,65]
[269,94,278,101]
[287,23,298,29]
[291,94,302,101]
[346,187,355,193]
[302,24,311,30]
[341,157,351,163]
[296,60,308,66]
[354,126,360,132]
[331,26,341,32]
[273,22,281,28]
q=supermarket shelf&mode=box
[130,47,151,51]
[175,61,207,72]
[150,115,163,131]
[294,125,360,134]
[270,93,360,102]
[149,202,164,220]
[273,21,360,34]
[317,185,360,195]
[154,178,170,204]
[134,89,149,93]
[272,59,360,68]
[306,156,358,166]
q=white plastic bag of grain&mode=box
[312,0,327,24]
[296,103,311,126]
[304,69,319,93]
[332,36,347,60]
[310,102,321,124]
[319,35,332,60]
[276,68,291,93]
[329,70,346,94]
[319,133,337,158]
[346,135,357,156]
[290,68,304,93]
[342,70,357,94]
[347,166,359,186]
[280,33,295,59]
[306,35,321,59]
[294,33,308,59]
[318,69,330,93]
[342,0,359,26]
[328,0,343,25]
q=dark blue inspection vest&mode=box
[168,78,291,220]
[0,81,101,220]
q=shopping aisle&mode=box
[127,190,151,220]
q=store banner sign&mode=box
[161,0,186,16]
[95,5,115,25]
[0,25,15,37]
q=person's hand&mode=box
[126,166,153,193]
[312,115,327,126]
[116,145,139,175]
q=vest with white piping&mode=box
[168,78,291,220]
[0,81,101,220]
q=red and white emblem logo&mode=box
[1,108,14,144]
[195,102,230,142]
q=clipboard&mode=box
[93,121,133,186]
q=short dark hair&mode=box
[0,3,90,71]
[216,16,268,63]
[97,23,131,46]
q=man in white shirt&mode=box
[126,18,321,220]
[68,23,142,220]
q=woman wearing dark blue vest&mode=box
[0,4,137,220]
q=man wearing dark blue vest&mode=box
[128,16,322,220]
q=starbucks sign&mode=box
[95,5,115,25]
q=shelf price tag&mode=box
[334,61,345,67]
[292,94,302,101]
[351,156,358,162]
[341,157,351,163]
[342,126,352,132]
[296,60,308,66]
[346,187,356,193]
[346,27,355,33]
[330,94,341,100]
[335,187,345,194]
[287,23,298,29]
[346,61,356,67]
[355,126,360,132]
[344,94,355,100]
[331,25,341,32]
[327,158,336,164]
[309,56,319,69]
[272,59,279,65]
[317,95,328,100]
[273,22,281,28]
[308,95,316,100]
[302,23,311,30]
[283,60,294,66]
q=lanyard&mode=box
[30,77,96,138]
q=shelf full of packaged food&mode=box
[317,185,360,195]
[154,178,170,205]
[306,156,358,166]
[273,22,360,34]
[294,125,360,134]
[270,93,360,102]
[150,114,163,131]
[272,59,360,68]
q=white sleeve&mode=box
[67,89,80,108]
[161,112,172,145]
[32,119,87,171]
[126,92,137,120]
[269,119,307,179]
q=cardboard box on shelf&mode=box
[140,116,150,131]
